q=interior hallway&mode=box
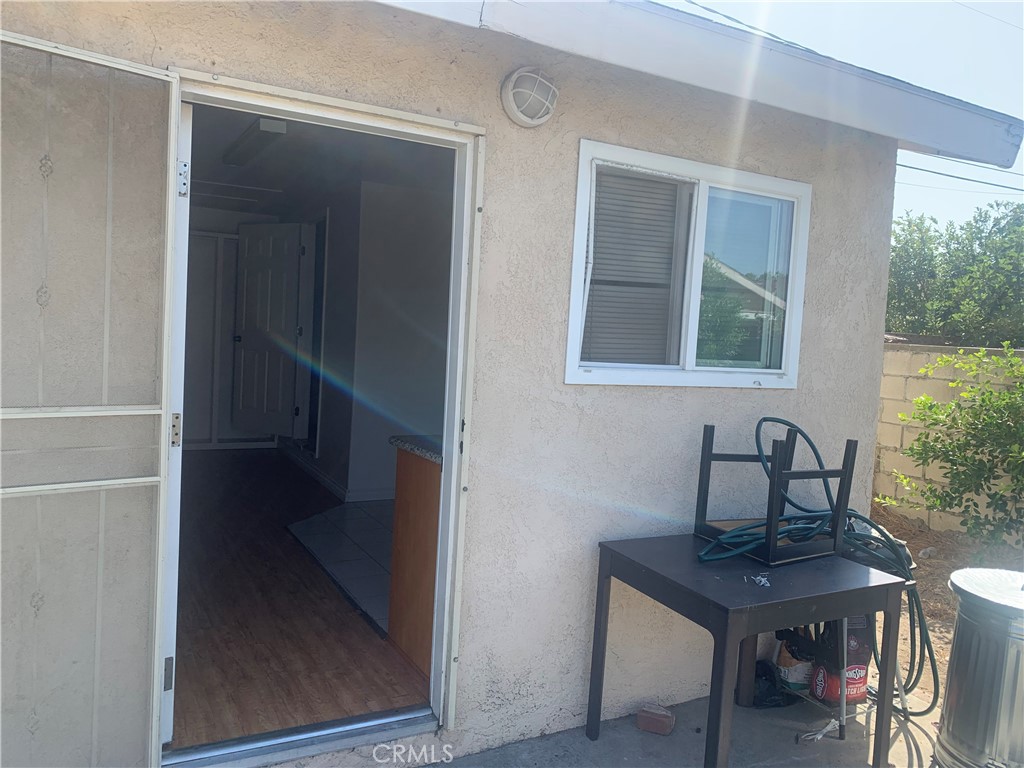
[169,450,426,750]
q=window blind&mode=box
[581,170,689,365]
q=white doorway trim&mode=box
[160,71,483,764]
[172,68,484,142]
[160,100,192,748]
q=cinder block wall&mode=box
[874,343,968,531]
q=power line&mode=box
[678,0,822,55]
[952,1,1024,31]
[896,181,1022,195]
[896,163,1024,192]
[930,156,1024,179]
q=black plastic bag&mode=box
[753,659,801,708]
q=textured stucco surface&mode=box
[0,3,897,765]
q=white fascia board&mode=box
[380,0,1023,168]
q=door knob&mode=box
[234,335,242,342]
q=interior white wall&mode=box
[292,186,360,491]
[275,142,455,501]
[345,181,453,501]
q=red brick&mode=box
[636,704,675,735]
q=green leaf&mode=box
[885,344,1024,543]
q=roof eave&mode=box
[379,0,1023,168]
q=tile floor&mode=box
[288,500,395,631]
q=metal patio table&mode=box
[585,534,905,768]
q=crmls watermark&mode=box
[372,743,454,764]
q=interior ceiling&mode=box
[190,104,454,214]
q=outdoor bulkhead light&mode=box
[500,66,559,127]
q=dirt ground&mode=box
[868,505,1023,713]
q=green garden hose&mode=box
[697,416,940,717]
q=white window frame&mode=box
[565,139,812,389]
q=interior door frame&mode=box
[163,69,485,763]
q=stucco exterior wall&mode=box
[0,3,897,765]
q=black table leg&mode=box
[872,587,903,768]
[586,548,613,741]
[735,635,758,707]
[704,621,742,767]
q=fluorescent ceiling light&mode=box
[222,117,287,166]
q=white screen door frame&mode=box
[0,28,182,767]
[161,71,485,763]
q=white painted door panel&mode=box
[232,223,314,438]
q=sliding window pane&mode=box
[696,187,793,369]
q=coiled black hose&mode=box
[697,416,940,717]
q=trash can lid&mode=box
[950,568,1024,616]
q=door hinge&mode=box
[294,406,301,417]
[170,413,182,447]
[176,161,190,197]
[163,656,174,692]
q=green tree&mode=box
[887,213,941,335]
[885,202,1024,348]
[696,258,746,362]
[884,344,1024,544]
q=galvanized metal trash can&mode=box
[936,568,1024,768]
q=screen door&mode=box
[0,35,177,768]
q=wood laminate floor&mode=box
[169,450,426,750]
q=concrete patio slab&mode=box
[448,697,939,768]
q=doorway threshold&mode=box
[162,705,435,768]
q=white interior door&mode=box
[232,223,314,438]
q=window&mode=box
[565,140,811,388]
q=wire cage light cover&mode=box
[501,67,558,128]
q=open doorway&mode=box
[166,103,456,753]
